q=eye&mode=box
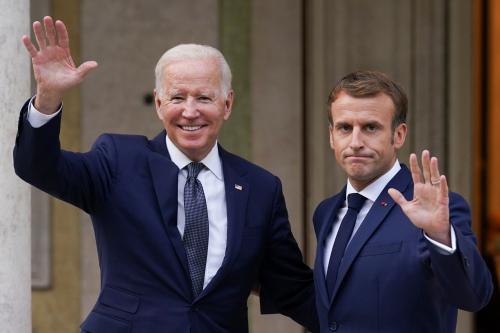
[198,95,212,103]
[365,124,378,132]
[336,124,351,133]
[170,95,184,103]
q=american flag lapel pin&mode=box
[380,201,388,207]
[235,184,243,191]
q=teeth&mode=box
[182,125,202,131]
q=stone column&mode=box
[0,0,31,332]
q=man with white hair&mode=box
[14,17,318,333]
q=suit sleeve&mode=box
[13,99,117,214]
[426,192,493,311]
[258,177,319,332]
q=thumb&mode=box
[388,188,408,207]
[77,61,98,78]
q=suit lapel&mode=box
[199,147,249,298]
[328,166,412,306]
[147,131,190,280]
[314,187,346,308]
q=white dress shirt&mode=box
[28,97,228,289]
[324,160,457,276]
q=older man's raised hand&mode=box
[21,16,98,114]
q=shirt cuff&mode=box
[27,96,62,128]
[424,225,457,255]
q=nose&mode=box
[181,97,200,119]
[349,127,363,150]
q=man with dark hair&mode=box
[14,16,318,333]
[313,70,492,332]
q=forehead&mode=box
[330,92,395,122]
[162,59,221,91]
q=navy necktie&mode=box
[183,162,209,297]
[326,193,367,298]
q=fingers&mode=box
[29,17,68,53]
[429,156,441,185]
[388,188,408,207]
[21,35,38,57]
[411,150,443,186]
[33,21,46,50]
[409,153,422,184]
[439,175,449,199]
[421,150,431,184]
[55,20,70,49]
[43,16,57,46]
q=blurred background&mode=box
[12,0,500,332]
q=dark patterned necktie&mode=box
[326,193,367,298]
[183,162,209,297]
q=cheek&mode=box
[333,145,344,162]
[331,136,347,153]
[161,107,180,123]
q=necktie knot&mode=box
[187,162,204,179]
[347,193,366,213]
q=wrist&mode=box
[425,227,451,247]
[34,88,62,114]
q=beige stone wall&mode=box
[0,0,31,332]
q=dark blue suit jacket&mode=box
[14,100,318,333]
[313,166,492,333]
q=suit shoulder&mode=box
[221,149,279,181]
[313,192,344,223]
[316,193,341,212]
[449,191,467,204]
[93,133,150,151]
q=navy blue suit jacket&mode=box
[14,100,318,333]
[313,166,492,333]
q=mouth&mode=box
[179,125,206,132]
[346,155,372,162]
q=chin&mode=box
[346,165,367,176]
[177,137,205,148]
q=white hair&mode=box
[154,44,232,97]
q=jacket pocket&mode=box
[359,241,402,257]
[99,286,140,314]
[80,311,131,333]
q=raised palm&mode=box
[22,16,97,112]
[388,150,451,246]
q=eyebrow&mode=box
[166,89,216,97]
[333,119,384,127]
[333,121,350,128]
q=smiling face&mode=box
[329,91,407,190]
[154,58,233,161]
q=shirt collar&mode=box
[346,160,401,203]
[165,135,223,181]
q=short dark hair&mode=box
[327,70,408,131]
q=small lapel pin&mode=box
[235,184,243,191]
[380,201,388,207]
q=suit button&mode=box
[329,321,338,331]
[463,256,469,267]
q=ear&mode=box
[393,123,407,149]
[154,89,164,120]
[223,90,234,121]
